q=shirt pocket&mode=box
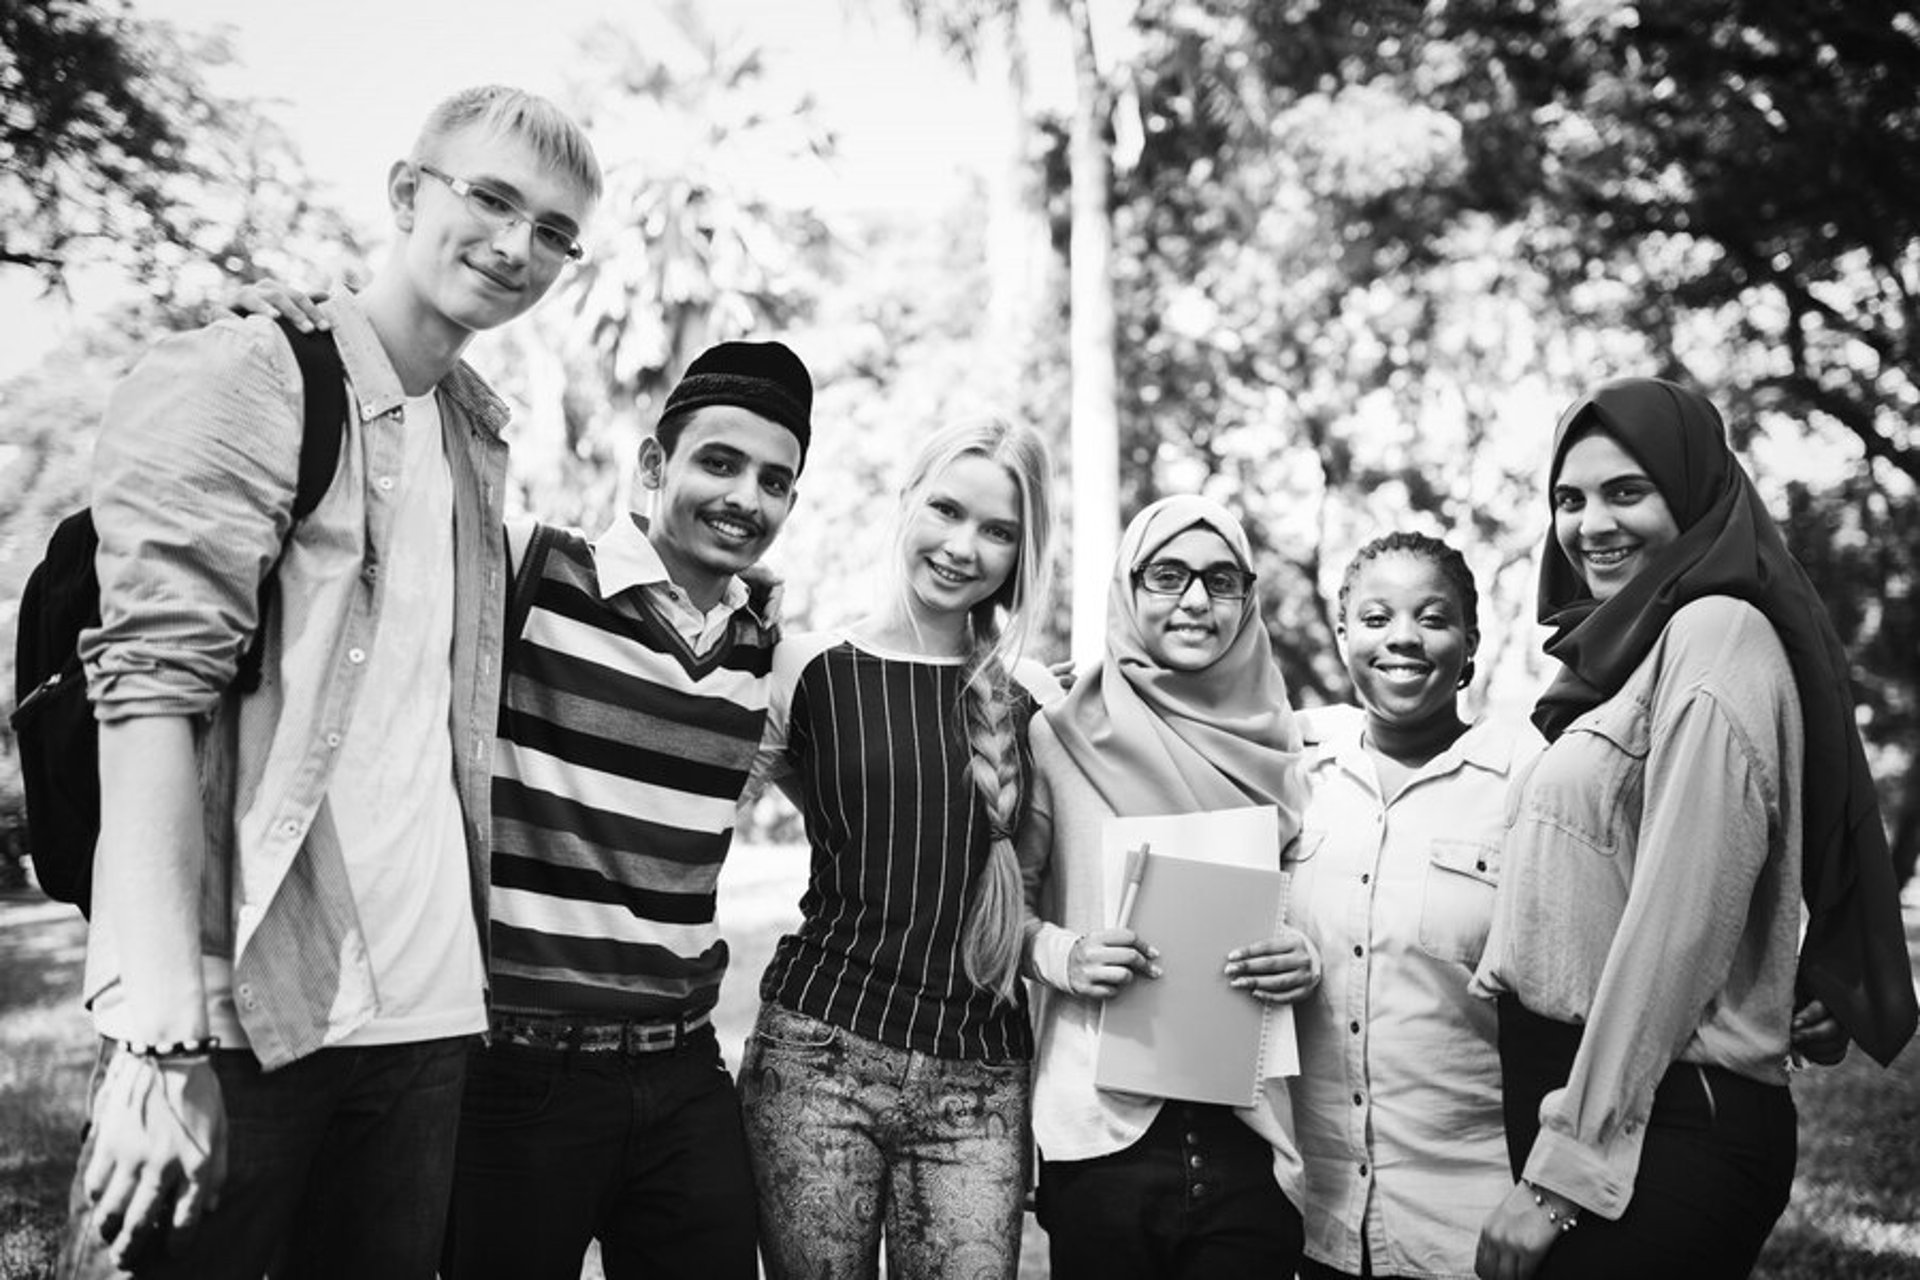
[1519,694,1650,858]
[1418,836,1499,966]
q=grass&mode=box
[4,853,1919,1278]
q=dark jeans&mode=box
[1035,1101,1303,1280]
[1497,996,1797,1279]
[60,1037,468,1280]
[442,1027,757,1280]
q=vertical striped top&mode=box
[759,633,1038,1061]
[489,523,777,1021]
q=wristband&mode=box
[118,1036,220,1062]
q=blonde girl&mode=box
[740,417,1059,1280]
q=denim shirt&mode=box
[1292,707,1531,1279]
[81,296,510,1069]
[1472,597,1804,1218]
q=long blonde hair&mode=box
[890,417,1056,1003]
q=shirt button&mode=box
[376,476,395,492]
[1359,1164,1369,1177]
[1352,945,1363,958]
[279,820,299,837]
[1360,873,1370,885]
[1350,1020,1361,1034]
[1185,1132,1201,1145]
[362,563,379,581]
[1477,860,1488,871]
[325,733,342,748]
[348,648,367,664]
[1353,1091,1364,1106]
[1188,1154,1203,1169]
[1189,1183,1207,1199]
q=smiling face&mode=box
[1340,550,1475,733]
[1133,527,1245,673]
[898,452,1024,627]
[640,405,801,606]
[394,123,594,336]
[1552,430,1683,603]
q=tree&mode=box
[0,0,355,302]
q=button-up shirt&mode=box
[1292,706,1532,1280]
[1472,597,1804,1219]
[81,295,510,1069]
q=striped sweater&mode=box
[489,522,777,1021]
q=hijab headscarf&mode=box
[1534,376,1916,1066]
[1046,495,1305,829]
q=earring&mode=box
[1457,657,1477,690]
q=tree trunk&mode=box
[979,5,1048,395]
[1064,0,1120,662]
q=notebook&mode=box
[1092,807,1298,1107]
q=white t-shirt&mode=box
[324,389,485,1044]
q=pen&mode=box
[1115,842,1150,931]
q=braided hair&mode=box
[893,418,1057,1004]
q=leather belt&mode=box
[490,1008,712,1055]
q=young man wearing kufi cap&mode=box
[440,340,812,1280]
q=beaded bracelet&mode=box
[1523,1180,1580,1233]
[118,1037,220,1062]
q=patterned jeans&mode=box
[738,1003,1031,1280]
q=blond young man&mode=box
[63,86,600,1280]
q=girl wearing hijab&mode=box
[1471,378,1917,1279]
[1016,495,1316,1279]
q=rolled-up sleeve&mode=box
[81,320,305,720]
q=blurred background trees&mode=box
[2,0,1915,874]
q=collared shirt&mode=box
[81,295,510,1069]
[488,516,777,1022]
[1291,706,1531,1280]
[590,513,752,655]
[1472,597,1804,1219]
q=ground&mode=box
[2,848,1917,1278]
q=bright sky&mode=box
[0,0,1007,377]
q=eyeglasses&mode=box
[1132,560,1256,600]
[416,164,586,263]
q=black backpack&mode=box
[8,318,347,914]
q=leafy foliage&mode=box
[0,0,358,303]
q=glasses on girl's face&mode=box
[1132,560,1255,600]
[416,164,586,263]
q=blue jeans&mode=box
[60,1037,468,1280]
[1035,1102,1303,1280]
[441,1028,757,1280]
[738,1004,1031,1280]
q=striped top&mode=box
[758,633,1040,1061]
[489,520,777,1021]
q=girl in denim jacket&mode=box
[1472,378,1915,1279]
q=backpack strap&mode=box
[279,320,347,519]
[233,319,347,693]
